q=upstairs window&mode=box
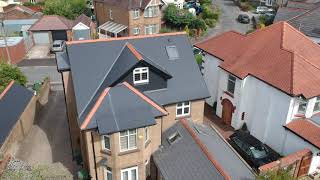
[133,67,149,84]
[133,9,140,19]
[120,129,137,152]
[166,46,179,60]
[101,135,110,151]
[176,101,191,117]
[227,74,236,95]
[314,97,320,113]
[297,101,307,115]
[144,6,158,17]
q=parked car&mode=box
[51,40,66,53]
[255,6,274,14]
[238,14,250,24]
[228,131,280,171]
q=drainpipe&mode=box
[91,132,98,180]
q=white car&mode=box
[255,6,274,14]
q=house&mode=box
[0,81,36,156]
[153,119,255,180]
[94,0,162,38]
[161,0,185,9]
[2,4,42,20]
[72,14,95,41]
[195,22,320,175]
[274,1,320,43]
[56,32,209,180]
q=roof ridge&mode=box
[180,119,231,180]
[287,4,320,21]
[67,32,187,45]
[284,21,320,47]
[0,80,14,100]
[80,87,110,130]
[294,52,320,71]
[126,43,143,61]
[122,82,168,115]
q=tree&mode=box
[43,0,87,19]
[163,4,195,28]
[0,62,27,93]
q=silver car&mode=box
[51,40,66,53]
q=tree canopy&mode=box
[163,4,195,28]
[42,0,88,19]
[0,62,27,93]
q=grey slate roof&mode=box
[0,83,33,146]
[153,120,255,180]
[57,34,209,127]
[86,83,166,134]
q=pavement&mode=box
[15,90,80,177]
[25,45,55,59]
[192,0,254,44]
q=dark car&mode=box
[238,14,250,24]
[228,131,280,171]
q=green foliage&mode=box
[189,18,207,31]
[195,54,203,64]
[160,27,175,33]
[0,61,27,93]
[43,0,87,19]
[163,4,195,28]
[199,0,212,6]
[205,18,216,28]
[256,168,293,180]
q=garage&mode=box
[52,30,68,41]
[33,31,50,45]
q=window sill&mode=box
[133,82,149,86]
[294,114,305,118]
[145,139,151,148]
[101,149,111,155]
[224,91,234,98]
[175,115,191,120]
[118,148,139,156]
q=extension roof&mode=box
[94,0,153,10]
[29,15,74,31]
[153,119,255,180]
[80,82,167,133]
[56,33,209,128]
[73,14,92,27]
[0,81,33,146]
[195,22,320,99]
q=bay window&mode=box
[121,166,138,180]
[120,129,137,151]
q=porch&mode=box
[98,21,128,39]
[203,103,235,139]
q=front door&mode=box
[221,99,234,126]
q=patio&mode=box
[203,103,235,139]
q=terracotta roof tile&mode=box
[195,22,320,98]
[285,119,320,148]
[29,15,74,31]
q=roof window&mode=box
[167,131,181,144]
[166,46,179,60]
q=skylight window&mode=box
[166,46,180,60]
[167,131,181,144]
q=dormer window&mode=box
[314,97,320,113]
[297,101,307,115]
[133,67,149,84]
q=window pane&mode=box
[142,72,148,80]
[129,134,137,148]
[184,101,190,106]
[120,131,128,136]
[104,136,110,149]
[134,74,140,81]
[129,129,136,134]
[314,102,320,112]
[177,108,182,115]
[227,80,235,94]
[122,171,128,180]
[107,172,112,180]
[298,102,307,114]
[177,102,182,107]
[184,107,189,114]
[131,169,137,180]
[120,136,128,150]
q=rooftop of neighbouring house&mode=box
[285,115,320,149]
[94,0,153,10]
[195,21,320,99]
[153,119,255,180]
[56,32,209,129]
[73,14,92,28]
[0,81,33,146]
[29,15,74,31]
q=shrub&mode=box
[160,27,175,33]
[202,6,215,19]
[189,18,207,31]
[199,0,212,6]
[163,4,195,28]
[195,54,203,64]
[0,62,27,93]
[205,18,216,27]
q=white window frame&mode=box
[144,24,157,35]
[133,27,140,35]
[104,167,112,180]
[101,135,111,151]
[133,67,149,84]
[145,127,150,144]
[227,74,236,95]
[109,9,113,20]
[133,9,140,19]
[144,6,158,17]
[176,101,191,117]
[119,129,137,152]
[314,97,320,113]
[121,166,138,180]
[297,100,308,115]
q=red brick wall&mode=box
[0,39,26,64]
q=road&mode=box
[192,0,253,43]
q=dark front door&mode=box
[221,98,234,126]
[51,30,68,41]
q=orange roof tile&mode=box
[195,22,320,98]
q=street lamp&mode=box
[0,12,11,64]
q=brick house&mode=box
[56,32,209,180]
[94,0,162,38]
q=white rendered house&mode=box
[196,22,320,174]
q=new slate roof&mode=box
[153,119,255,180]
[94,0,152,9]
[285,118,320,149]
[56,33,209,128]
[29,15,74,31]
[80,82,167,133]
[0,81,33,146]
[195,22,320,99]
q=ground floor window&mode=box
[104,167,112,180]
[145,24,157,35]
[121,166,138,180]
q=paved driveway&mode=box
[25,45,55,59]
[15,90,79,176]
